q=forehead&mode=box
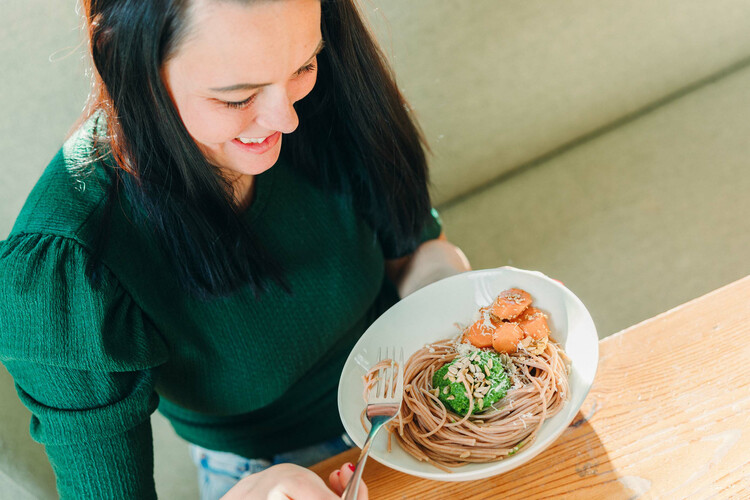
[172,0,322,86]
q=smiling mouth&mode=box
[236,136,268,144]
[231,132,281,154]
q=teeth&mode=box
[237,137,266,144]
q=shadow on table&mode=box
[310,396,652,499]
[347,397,647,500]
[473,396,647,500]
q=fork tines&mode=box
[373,346,404,401]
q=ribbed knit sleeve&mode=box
[0,233,169,499]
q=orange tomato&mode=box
[463,318,495,348]
[491,321,524,353]
[518,307,550,340]
[490,288,532,321]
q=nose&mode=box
[255,86,299,134]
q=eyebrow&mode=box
[209,39,325,93]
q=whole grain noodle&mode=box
[362,339,569,471]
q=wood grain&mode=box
[310,275,750,499]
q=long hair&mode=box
[78,0,432,299]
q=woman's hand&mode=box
[220,462,368,500]
[328,462,369,499]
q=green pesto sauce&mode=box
[431,350,510,416]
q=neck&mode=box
[229,173,255,212]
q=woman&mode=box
[0,0,471,498]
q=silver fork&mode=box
[343,346,404,500]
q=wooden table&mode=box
[310,276,750,499]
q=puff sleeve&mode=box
[0,233,168,499]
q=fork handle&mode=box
[342,415,389,500]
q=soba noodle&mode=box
[362,337,569,471]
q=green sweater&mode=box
[0,123,441,499]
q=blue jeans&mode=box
[189,433,356,500]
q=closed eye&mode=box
[222,94,257,110]
[221,59,318,110]
[294,61,317,77]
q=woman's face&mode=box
[163,0,322,178]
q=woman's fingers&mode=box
[328,462,368,499]
[224,463,340,500]
[328,468,343,495]
[327,463,351,495]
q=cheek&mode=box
[179,99,249,145]
[290,72,318,104]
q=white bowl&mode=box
[337,266,598,481]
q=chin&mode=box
[227,146,282,176]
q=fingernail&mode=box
[348,463,355,471]
[336,470,340,475]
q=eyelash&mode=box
[223,95,256,110]
[222,62,318,110]
[296,62,318,76]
